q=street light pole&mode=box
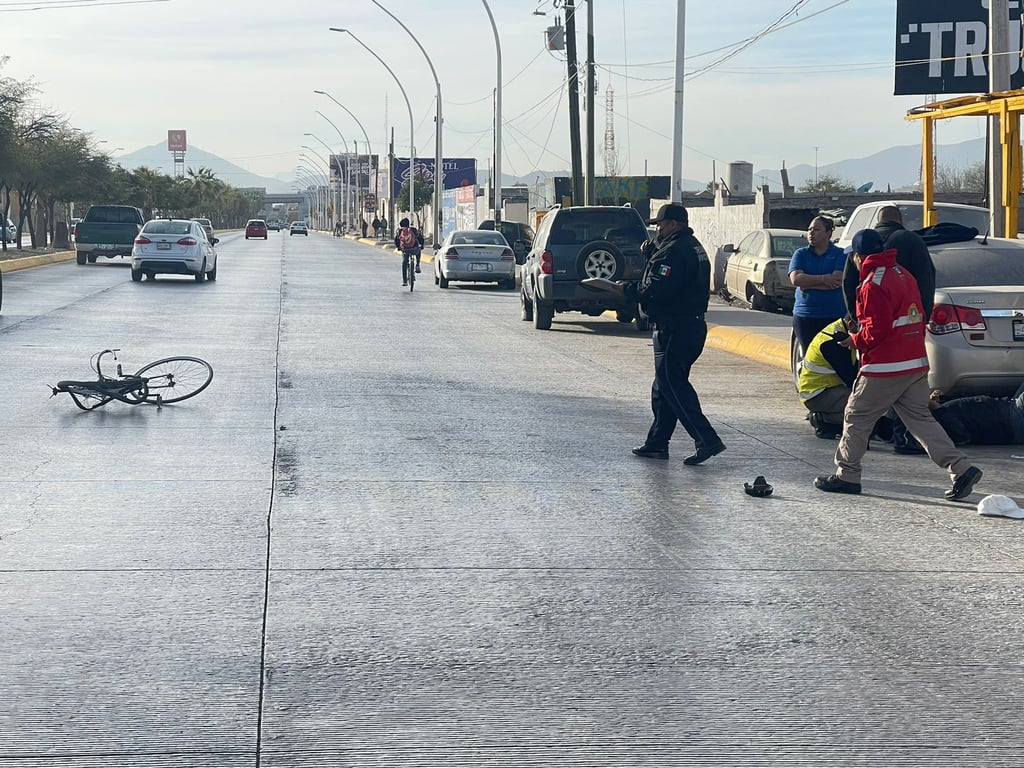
[314,91,377,210]
[331,28,416,228]
[304,134,338,229]
[369,1,443,243]
[295,171,322,227]
[671,0,686,202]
[481,0,502,224]
[314,112,351,230]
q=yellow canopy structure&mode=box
[906,90,1023,236]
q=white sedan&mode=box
[434,229,516,290]
[131,219,219,283]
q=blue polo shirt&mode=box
[788,243,847,318]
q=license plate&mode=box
[157,242,171,250]
[470,263,491,272]
[1014,318,1024,341]
[97,244,115,250]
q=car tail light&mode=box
[500,248,514,261]
[540,250,554,275]
[444,246,460,258]
[928,302,987,335]
[134,235,151,245]
[176,237,198,246]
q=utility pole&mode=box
[388,128,395,235]
[670,0,686,202]
[989,0,1009,237]
[564,0,584,205]
[585,0,595,204]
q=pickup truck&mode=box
[74,205,145,265]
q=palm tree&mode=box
[187,166,218,217]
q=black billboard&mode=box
[895,0,1024,95]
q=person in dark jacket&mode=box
[394,217,424,286]
[927,382,1024,445]
[621,203,726,466]
[842,205,937,454]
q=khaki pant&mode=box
[836,371,971,484]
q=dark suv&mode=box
[520,204,650,331]
[478,219,534,265]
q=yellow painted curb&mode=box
[706,324,791,371]
[0,250,77,273]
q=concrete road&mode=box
[2,231,1024,766]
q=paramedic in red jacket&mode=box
[814,229,983,501]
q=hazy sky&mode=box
[0,0,991,186]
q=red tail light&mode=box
[176,237,198,246]
[500,248,514,261]
[540,250,554,275]
[928,302,987,335]
[134,235,151,245]
[444,246,460,258]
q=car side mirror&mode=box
[211,237,219,245]
[433,243,440,251]
[722,243,736,253]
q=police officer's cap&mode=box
[647,203,689,225]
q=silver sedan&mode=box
[434,230,516,290]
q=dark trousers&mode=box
[792,315,836,356]
[401,250,421,281]
[646,320,720,449]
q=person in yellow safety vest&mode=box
[798,316,858,439]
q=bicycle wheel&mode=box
[135,356,213,404]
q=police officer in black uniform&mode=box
[622,203,726,465]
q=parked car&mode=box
[721,228,806,313]
[477,219,535,265]
[835,201,990,250]
[434,229,516,289]
[131,219,219,283]
[245,219,268,240]
[290,221,309,236]
[2,217,15,243]
[520,204,651,331]
[925,235,1024,396]
[789,233,1024,397]
[192,218,215,240]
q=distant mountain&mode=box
[113,137,988,198]
[750,138,986,193]
[115,143,292,193]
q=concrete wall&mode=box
[651,186,769,292]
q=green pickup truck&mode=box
[74,205,145,265]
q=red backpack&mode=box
[398,226,418,250]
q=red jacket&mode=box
[850,247,929,378]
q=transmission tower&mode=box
[604,84,617,177]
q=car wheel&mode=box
[194,262,206,283]
[748,285,777,313]
[534,300,554,330]
[87,255,97,264]
[790,333,803,391]
[207,260,218,282]
[576,240,624,280]
[131,267,143,282]
[439,270,450,289]
[245,235,250,240]
[520,284,534,321]
[263,235,268,240]
[615,309,634,324]
[76,252,86,265]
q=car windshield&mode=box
[455,232,506,246]
[900,204,990,233]
[932,241,1024,288]
[772,236,807,258]
[143,221,192,235]
[549,209,646,244]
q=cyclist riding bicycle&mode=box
[394,217,424,287]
